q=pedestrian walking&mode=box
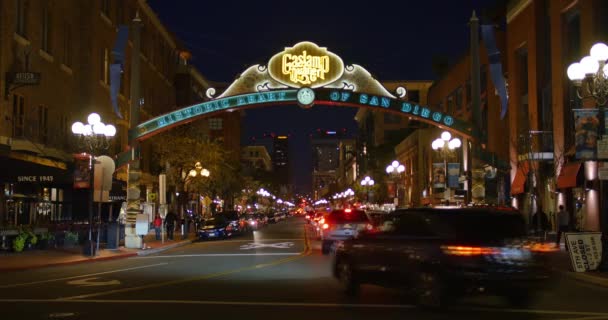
[556,205,570,247]
[153,213,162,240]
[164,210,177,240]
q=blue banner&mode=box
[574,109,599,159]
[110,64,123,119]
[112,26,129,64]
[448,163,460,188]
[481,24,509,120]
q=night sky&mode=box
[147,0,502,194]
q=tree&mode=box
[151,123,232,213]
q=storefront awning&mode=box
[511,162,529,195]
[0,155,71,185]
[557,162,582,189]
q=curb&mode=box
[137,239,195,256]
[0,252,138,273]
[559,269,608,288]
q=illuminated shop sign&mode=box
[268,41,344,88]
[134,90,297,140]
[326,90,455,127]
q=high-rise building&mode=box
[311,130,354,199]
[273,135,290,195]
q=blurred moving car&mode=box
[244,212,263,230]
[198,216,229,240]
[332,207,554,307]
[320,208,372,254]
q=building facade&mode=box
[0,0,223,226]
[507,0,608,232]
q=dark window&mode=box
[430,211,526,241]
[327,210,368,224]
[38,105,48,144]
[564,9,581,152]
[101,0,110,18]
[447,95,454,114]
[383,113,401,124]
[12,94,25,137]
[41,6,52,54]
[62,22,71,67]
[101,48,110,84]
[480,65,487,94]
[391,214,434,237]
[407,90,420,103]
[15,0,27,37]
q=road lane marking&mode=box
[136,253,300,258]
[67,278,121,287]
[59,226,312,300]
[2,298,608,317]
[0,263,168,289]
[240,242,294,249]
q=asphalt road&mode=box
[1,216,608,320]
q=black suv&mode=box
[332,207,553,307]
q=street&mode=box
[1,217,608,320]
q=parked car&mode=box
[244,212,263,230]
[319,208,372,254]
[198,216,229,240]
[332,207,554,307]
[218,211,246,234]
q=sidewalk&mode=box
[0,233,197,272]
[548,245,608,288]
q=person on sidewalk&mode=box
[165,210,177,240]
[153,213,162,240]
[556,205,570,248]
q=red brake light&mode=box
[322,223,329,229]
[441,245,497,256]
[344,208,352,213]
[529,243,559,252]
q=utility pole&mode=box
[125,12,143,248]
[469,11,482,204]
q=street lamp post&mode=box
[360,176,375,204]
[567,42,608,270]
[386,160,405,207]
[71,113,116,256]
[431,131,461,206]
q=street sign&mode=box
[6,72,41,85]
[114,146,141,169]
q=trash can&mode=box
[106,222,119,249]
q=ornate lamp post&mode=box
[567,42,608,270]
[386,160,405,206]
[360,176,375,204]
[431,131,461,205]
[71,113,116,256]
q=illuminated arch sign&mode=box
[133,89,474,141]
[268,41,344,88]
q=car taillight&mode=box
[322,223,329,229]
[441,245,498,256]
[365,223,373,231]
[529,243,559,252]
[344,208,352,213]
[305,215,310,219]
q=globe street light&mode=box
[431,131,461,205]
[72,113,116,256]
[567,42,608,270]
[386,160,405,206]
[360,176,375,203]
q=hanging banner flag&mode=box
[574,109,599,159]
[447,163,460,188]
[598,110,608,159]
[73,154,91,189]
[109,25,129,119]
[433,163,446,189]
[481,24,509,120]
